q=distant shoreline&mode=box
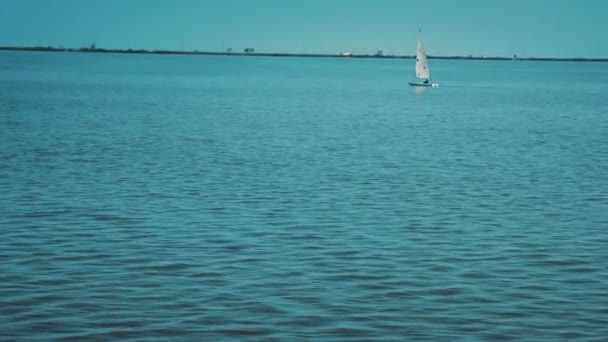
[1,46,607,62]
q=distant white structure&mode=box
[340,51,351,57]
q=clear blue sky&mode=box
[1,0,606,58]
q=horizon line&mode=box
[1,46,607,62]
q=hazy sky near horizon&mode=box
[0,0,606,58]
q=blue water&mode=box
[1,51,607,341]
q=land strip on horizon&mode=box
[1,46,607,62]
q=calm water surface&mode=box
[1,51,607,341]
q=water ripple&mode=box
[1,53,608,341]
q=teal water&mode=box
[1,51,607,341]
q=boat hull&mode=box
[408,81,439,87]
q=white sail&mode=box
[415,32,430,80]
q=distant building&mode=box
[375,50,383,56]
[244,48,255,54]
[340,51,351,57]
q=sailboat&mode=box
[408,30,439,87]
